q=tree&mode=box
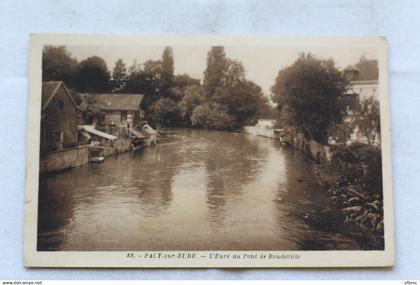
[220,59,245,88]
[203,46,227,98]
[257,96,277,119]
[74,56,111,92]
[124,59,162,111]
[213,79,264,128]
[211,59,265,129]
[161,47,174,95]
[271,53,347,144]
[148,97,181,127]
[353,97,381,146]
[190,104,211,128]
[42,45,78,87]
[111,59,128,92]
[79,96,106,126]
[191,102,235,130]
[234,80,266,126]
[177,85,204,125]
[173,74,200,88]
[170,74,201,102]
[327,122,353,145]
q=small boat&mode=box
[130,128,148,151]
[130,125,158,151]
[132,138,147,151]
[89,147,105,163]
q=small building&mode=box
[343,59,379,104]
[41,81,79,154]
[78,93,144,136]
[338,59,380,145]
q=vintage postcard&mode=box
[25,34,394,267]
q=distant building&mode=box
[78,93,144,136]
[41,81,79,154]
[343,59,379,104]
[336,59,380,145]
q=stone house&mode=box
[78,93,144,137]
[337,60,380,145]
[40,81,79,154]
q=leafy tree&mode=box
[210,59,266,129]
[170,74,201,102]
[111,59,128,93]
[271,53,347,144]
[191,102,235,130]
[177,85,204,125]
[74,56,111,92]
[148,97,181,127]
[125,60,162,111]
[220,59,245,88]
[327,122,353,144]
[257,96,277,119]
[79,96,106,126]
[173,74,200,88]
[353,97,381,146]
[213,79,263,128]
[161,47,174,95]
[190,104,211,128]
[105,46,266,130]
[203,46,227,98]
[42,45,78,87]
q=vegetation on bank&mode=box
[271,53,348,145]
[42,45,273,131]
[270,54,383,249]
[324,143,384,249]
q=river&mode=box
[38,129,360,251]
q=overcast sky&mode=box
[66,45,377,96]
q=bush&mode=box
[332,142,380,164]
[331,143,382,196]
[148,98,182,127]
[191,103,236,131]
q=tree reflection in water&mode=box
[38,129,359,251]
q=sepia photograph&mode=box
[24,35,393,267]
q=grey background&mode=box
[0,0,418,279]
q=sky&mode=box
[66,45,378,96]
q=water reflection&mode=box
[38,129,359,251]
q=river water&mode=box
[38,129,360,251]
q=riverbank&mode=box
[282,142,384,250]
[321,144,384,250]
[241,123,384,250]
[40,137,133,174]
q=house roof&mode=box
[78,93,144,111]
[42,81,78,111]
[344,59,379,81]
[355,59,378,81]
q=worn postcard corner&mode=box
[25,34,393,268]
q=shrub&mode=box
[331,143,382,196]
[191,103,236,131]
